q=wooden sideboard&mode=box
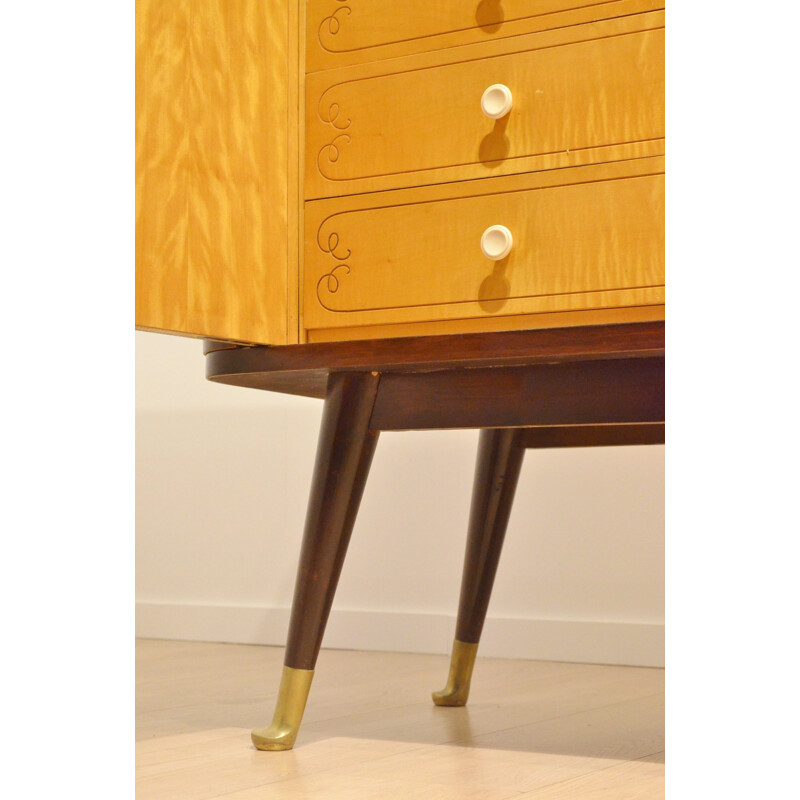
[136,0,665,750]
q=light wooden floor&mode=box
[136,639,664,799]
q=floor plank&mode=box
[327,695,662,794]
[518,752,665,799]
[136,639,664,798]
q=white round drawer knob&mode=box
[481,84,513,119]
[481,225,513,260]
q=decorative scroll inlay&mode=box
[319,1,351,40]
[318,263,351,299]
[320,230,350,261]
[318,133,351,173]
[316,228,352,310]
[319,100,351,131]
[317,88,353,174]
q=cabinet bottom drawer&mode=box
[303,157,664,337]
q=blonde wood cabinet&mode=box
[136,1,665,754]
[136,0,664,346]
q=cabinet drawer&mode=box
[307,0,662,72]
[306,12,664,198]
[303,158,664,332]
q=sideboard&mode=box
[136,0,665,749]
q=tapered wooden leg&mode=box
[252,371,380,750]
[433,428,526,707]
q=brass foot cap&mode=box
[251,666,314,752]
[251,725,297,751]
[432,640,478,708]
[432,687,468,707]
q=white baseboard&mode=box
[135,602,664,668]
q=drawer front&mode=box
[306,13,664,198]
[303,158,664,332]
[307,0,662,71]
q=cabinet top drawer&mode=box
[306,0,663,72]
[306,12,664,199]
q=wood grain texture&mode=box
[136,640,664,741]
[205,321,665,398]
[306,303,664,343]
[286,0,303,344]
[136,641,663,797]
[456,428,526,644]
[304,157,664,333]
[305,11,664,197]
[369,357,665,431]
[306,0,664,72]
[136,0,296,344]
[284,371,380,670]
[522,423,664,448]
[517,752,664,799]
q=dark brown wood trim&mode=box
[202,339,247,355]
[205,322,664,398]
[369,357,665,431]
[521,423,665,449]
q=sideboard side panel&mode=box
[136,0,297,344]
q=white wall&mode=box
[136,332,664,667]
